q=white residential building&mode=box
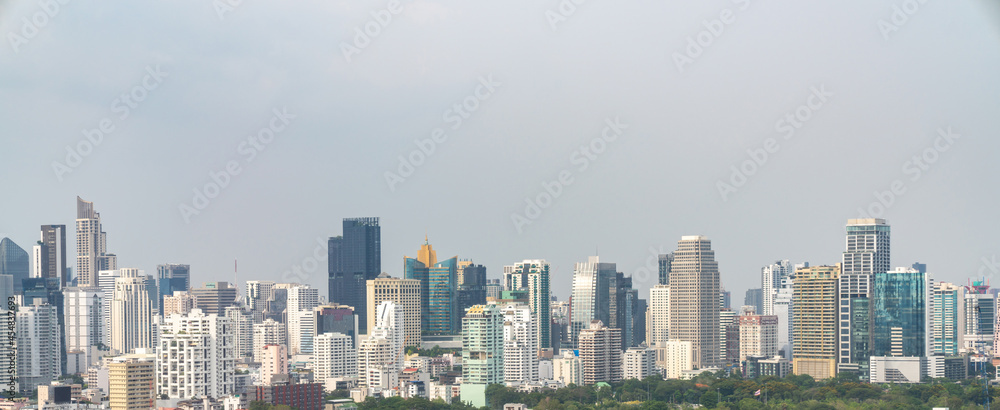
[64,287,103,367]
[252,319,287,363]
[622,347,656,380]
[660,340,693,379]
[738,313,779,363]
[157,309,235,399]
[225,306,253,358]
[552,350,582,386]
[761,260,792,316]
[648,285,670,347]
[502,304,538,385]
[314,332,358,382]
[110,268,153,355]
[16,301,62,395]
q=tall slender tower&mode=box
[510,260,551,349]
[328,217,381,334]
[38,225,67,288]
[668,236,721,369]
[761,260,792,316]
[570,256,617,348]
[111,268,152,355]
[76,197,116,287]
[404,238,458,335]
[839,218,890,376]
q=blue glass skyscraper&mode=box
[404,239,457,335]
[328,217,381,334]
[0,237,29,294]
[873,267,927,357]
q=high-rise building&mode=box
[313,304,359,348]
[162,291,195,316]
[963,280,994,353]
[111,268,153,355]
[462,304,504,384]
[509,260,551,349]
[190,282,238,316]
[792,264,841,380]
[578,320,623,385]
[16,300,62,394]
[553,350,582,386]
[839,218,890,375]
[457,263,487,324]
[460,304,504,407]
[76,197,117,288]
[931,282,964,356]
[64,287,103,369]
[0,275,12,388]
[314,332,357,382]
[773,274,795,360]
[287,285,321,354]
[22,277,67,371]
[738,312,779,363]
[365,273,420,346]
[0,237,29,294]
[261,344,288,386]
[108,352,155,410]
[157,264,190,312]
[719,309,737,365]
[99,269,122,346]
[157,309,235,399]
[226,306,253,358]
[611,273,643,350]
[659,340,693,379]
[328,217,381,334]
[622,346,656,380]
[253,319,287,363]
[872,267,928,357]
[264,287,288,324]
[404,239,458,335]
[720,288,732,310]
[570,256,617,348]
[658,253,672,286]
[357,303,405,393]
[761,260,792,316]
[38,225,68,288]
[501,304,538,385]
[744,288,763,315]
[648,285,670,347]
[668,236,721,369]
[247,280,276,323]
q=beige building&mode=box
[578,320,622,385]
[366,273,420,346]
[647,285,670,347]
[261,344,288,386]
[659,339,693,379]
[792,264,841,380]
[162,291,195,316]
[110,268,153,355]
[738,313,779,362]
[668,236,720,369]
[108,352,155,410]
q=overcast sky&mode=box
[2,0,999,302]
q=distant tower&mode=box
[76,197,117,288]
[668,236,721,369]
[839,218,890,376]
[110,268,153,354]
[328,217,381,334]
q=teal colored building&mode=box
[873,267,927,357]
[404,239,458,335]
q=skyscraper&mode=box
[460,304,504,407]
[365,273,420,346]
[744,288,763,315]
[38,225,67,288]
[314,332,357,382]
[456,262,488,330]
[111,268,153,355]
[668,236,721,369]
[570,256,617,348]
[502,304,538,385]
[509,260,551,349]
[792,264,841,380]
[16,300,62,394]
[839,218,890,375]
[0,237,29,294]
[157,264,190,312]
[931,282,964,356]
[226,306,253,358]
[76,197,117,288]
[328,217,381,334]
[247,280,275,323]
[761,260,792,316]
[404,238,458,334]
[64,287,103,369]
[648,285,670,347]
[872,267,928,357]
[963,280,994,352]
[658,253,672,286]
[313,304,360,348]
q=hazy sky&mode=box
[2,1,999,302]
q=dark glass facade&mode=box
[0,238,29,294]
[157,264,190,311]
[405,256,458,335]
[328,217,380,334]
